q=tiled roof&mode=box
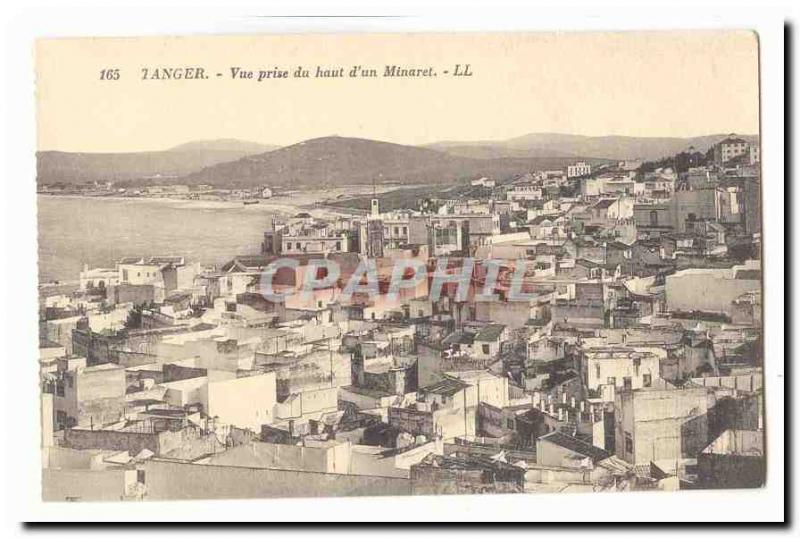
[442,331,475,346]
[593,198,618,209]
[719,136,748,145]
[539,431,610,462]
[575,258,602,268]
[474,324,506,342]
[420,377,471,396]
[147,256,185,265]
[118,257,144,265]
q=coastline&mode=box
[36,188,375,286]
[36,186,386,217]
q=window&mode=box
[482,344,490,355]
[295,242,301,250]
[649,210,659,226]
[286,242,291,250]
[633,357,641,375]
[625,432,633,453]
[623,376,632,390]
[595,364,601,379]
[506,418,515,430]
[643,374,652,387]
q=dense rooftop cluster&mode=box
[39,138,763,501]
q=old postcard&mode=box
[35,31,764,502]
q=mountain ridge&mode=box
[183,136,613,188]
[37,139,278,184]
[426,132,760,161]
[167,139,278,153]
[37,133,758,187]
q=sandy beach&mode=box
[39,184,401,219]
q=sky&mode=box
[36,31,760,152]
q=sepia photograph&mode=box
[31,30,769,504]
[31,31,767,502]
[0,3,784,523]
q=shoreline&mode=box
[37,186,388,217]
[36,189,376,287]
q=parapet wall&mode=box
[142,459,411,500]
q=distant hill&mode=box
[40,132,751,188]
[423,144,580,160]
[428,133,760,162]
[37,139,278,184]
[168,139,277,154]
[185,136,612,188]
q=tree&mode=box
[123,301,155,330]
[637,150,709,178]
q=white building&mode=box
[713,135,750,164]
[665,260,761,315]
[567,161,592,178]
[79,265,120,291]
[581,347,661,402]
[471,177,496,188]
[282,233,349,254]
[506,184,543,202]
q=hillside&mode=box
[38,132,749,188]
[168,139,277,154]
[185,136,611,188]
[428,133,760,162]
[37,139,277,185]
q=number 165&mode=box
[100,69,120,81]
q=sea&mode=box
[37,195,277,284]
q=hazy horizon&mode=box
[38,130,761,154]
